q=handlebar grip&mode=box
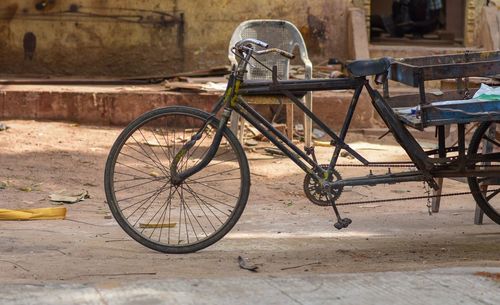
[234,38,269,50]
[273,49,295,60]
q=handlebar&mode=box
[234,39,295,60]
[234,38,269,50]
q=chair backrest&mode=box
[228,20,311,80]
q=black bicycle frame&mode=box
[231,76,435,185]
[172,70,499,187]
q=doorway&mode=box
[369,0,466,46]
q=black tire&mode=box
[467,121,500,224]
[104,106,250,253]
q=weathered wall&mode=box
[0,0,350,77]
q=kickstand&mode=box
[327,193,352,230]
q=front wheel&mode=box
[104,106,250,253]
[467,121,500,224]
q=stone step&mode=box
[0,83,378,129]
[369,44,482,59]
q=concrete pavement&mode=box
[1,267,499,305]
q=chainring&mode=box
[303,164,343,206]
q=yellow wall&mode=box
[0,0,350,77]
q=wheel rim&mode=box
[469,122,500,222]
[108,110,246,249]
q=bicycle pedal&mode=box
[333,218,352,230]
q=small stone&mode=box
[245,139,258,146]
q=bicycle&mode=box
[104,39,500,253]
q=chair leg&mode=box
[286,104,294,140]
[474,184,487,225]
[304,92,313,147]
[238,115,245,143]
[230,112,240,140]
[432,125,448,213]
[432,178,443,213]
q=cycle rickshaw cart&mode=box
[104,39,500,253]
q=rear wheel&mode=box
[104,106,250,253]
[467,121,500,224]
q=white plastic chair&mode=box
[228,19,313,147]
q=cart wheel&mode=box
[467,121,500,224]
[104,106,250,253]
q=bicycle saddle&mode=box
[346,57,392,77]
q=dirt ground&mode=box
[0,120,499,284]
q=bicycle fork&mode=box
[170,107,233,185]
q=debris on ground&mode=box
[358,205,382,209]
[340,151,354,159]
[0,181,7,190]
[49,190,90,204]
[237,256,259,272]
[165,66,230,79]
[313,140,331,147]
[391,189,410,194]
[0,122,9,131]
[0,207,66,220]
[18,186,33,192]
[280,262,321,271]
[244,139,258,147]
[244,124,261,138]
[312,128,326,139]
[294,123,304,137]
[474,271,500,282]
[149,171,161,178]
[264,147,285,156]
[17,183,42,192]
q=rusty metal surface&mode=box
[390,51,500,86]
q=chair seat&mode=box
[347,57,391,77]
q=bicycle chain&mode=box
[335,163,499,168]
[336,163,415,168]
[327,163,499,206]
[334,188,500,206]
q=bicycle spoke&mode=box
[189,167,240,183]
[150,128,174,164]
[184,184,231,218]
[202,154,238,170]
[157,187,174,242]
[181,185,207,239]
[119,183,169,205]
[181,131,210,170]
[482,134,500,148]
[158,127,174,161]
[487,189,500,201]
[135,130,170,175]
[178,187,192,244]
[115,178,165,193]
[132,185,175,227]
[121,145,167,172]
[183,185,217,231]
[186,179,238,199]
[139,186,175,237]
[115,161,160,179]
[187,177,240,184]
[114,176,160,183]
[127,136,169,177]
